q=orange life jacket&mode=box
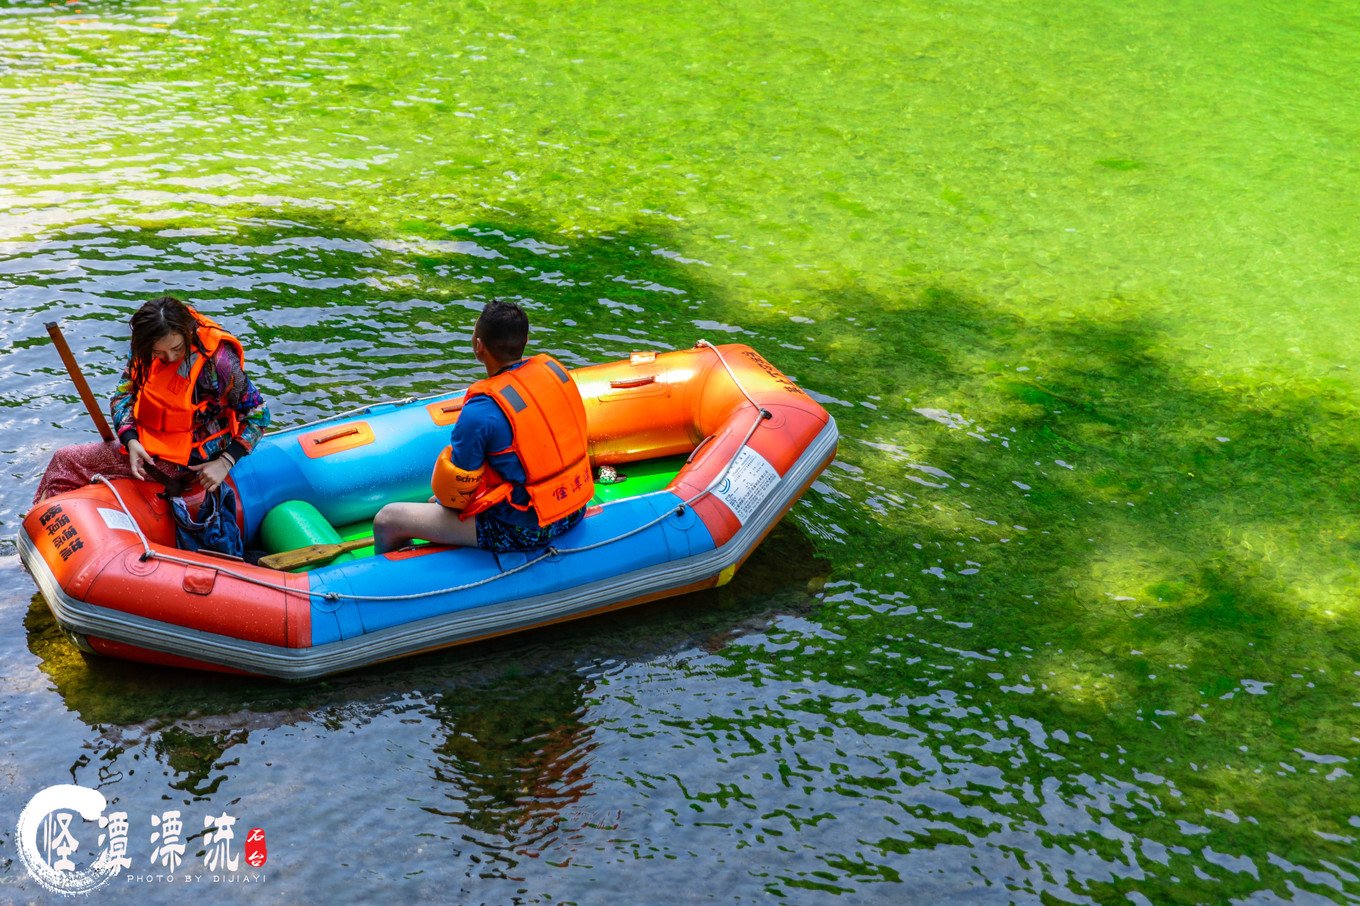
[459,354,594,527]
[132,308,243,466]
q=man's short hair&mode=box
[475,299,529,361]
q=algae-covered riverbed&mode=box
[1,0,1357,901]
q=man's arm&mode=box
[433,397,498,509]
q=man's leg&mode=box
[372,502,479,554]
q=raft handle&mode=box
[425,397,465,426]
[686,433,717,465]
[313,427,359,445]
[299,421,376,459]
[608,375,656,389]
[198,548,246,563]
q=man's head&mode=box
[473,299,529,364]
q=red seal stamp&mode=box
[244,827,267,867]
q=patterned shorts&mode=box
[475,507,584,554]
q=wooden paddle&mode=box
[260,537,373,571]
[47,321,114,442]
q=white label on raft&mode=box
[712,447,781,525]
[97,508,138,534]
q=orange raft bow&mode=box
[131,307,242,466]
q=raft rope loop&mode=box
[95,340,775,603]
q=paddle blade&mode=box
[259,537,371,571]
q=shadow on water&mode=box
[8,207,847,888]
[23,521,829,804]
[14,200,832,710]
[705,286,1360,900]
[9,209,1360,899]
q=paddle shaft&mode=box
[260,536,374,571]
[46,321,114,443]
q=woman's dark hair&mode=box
[128,295,198,398]
[474,299,529,362]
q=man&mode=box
[373,300,593,554]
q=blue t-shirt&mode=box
[450,362,539,528]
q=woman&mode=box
[33,296,271,503]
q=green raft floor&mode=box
[277,454,689,571]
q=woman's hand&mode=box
[125,439,154,480]
[189,456,233,492]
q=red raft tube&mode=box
[18,342,839,679]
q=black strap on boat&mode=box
[142,461,195,499]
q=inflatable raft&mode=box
[18,342,838,679]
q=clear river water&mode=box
[1,0,1357,902]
